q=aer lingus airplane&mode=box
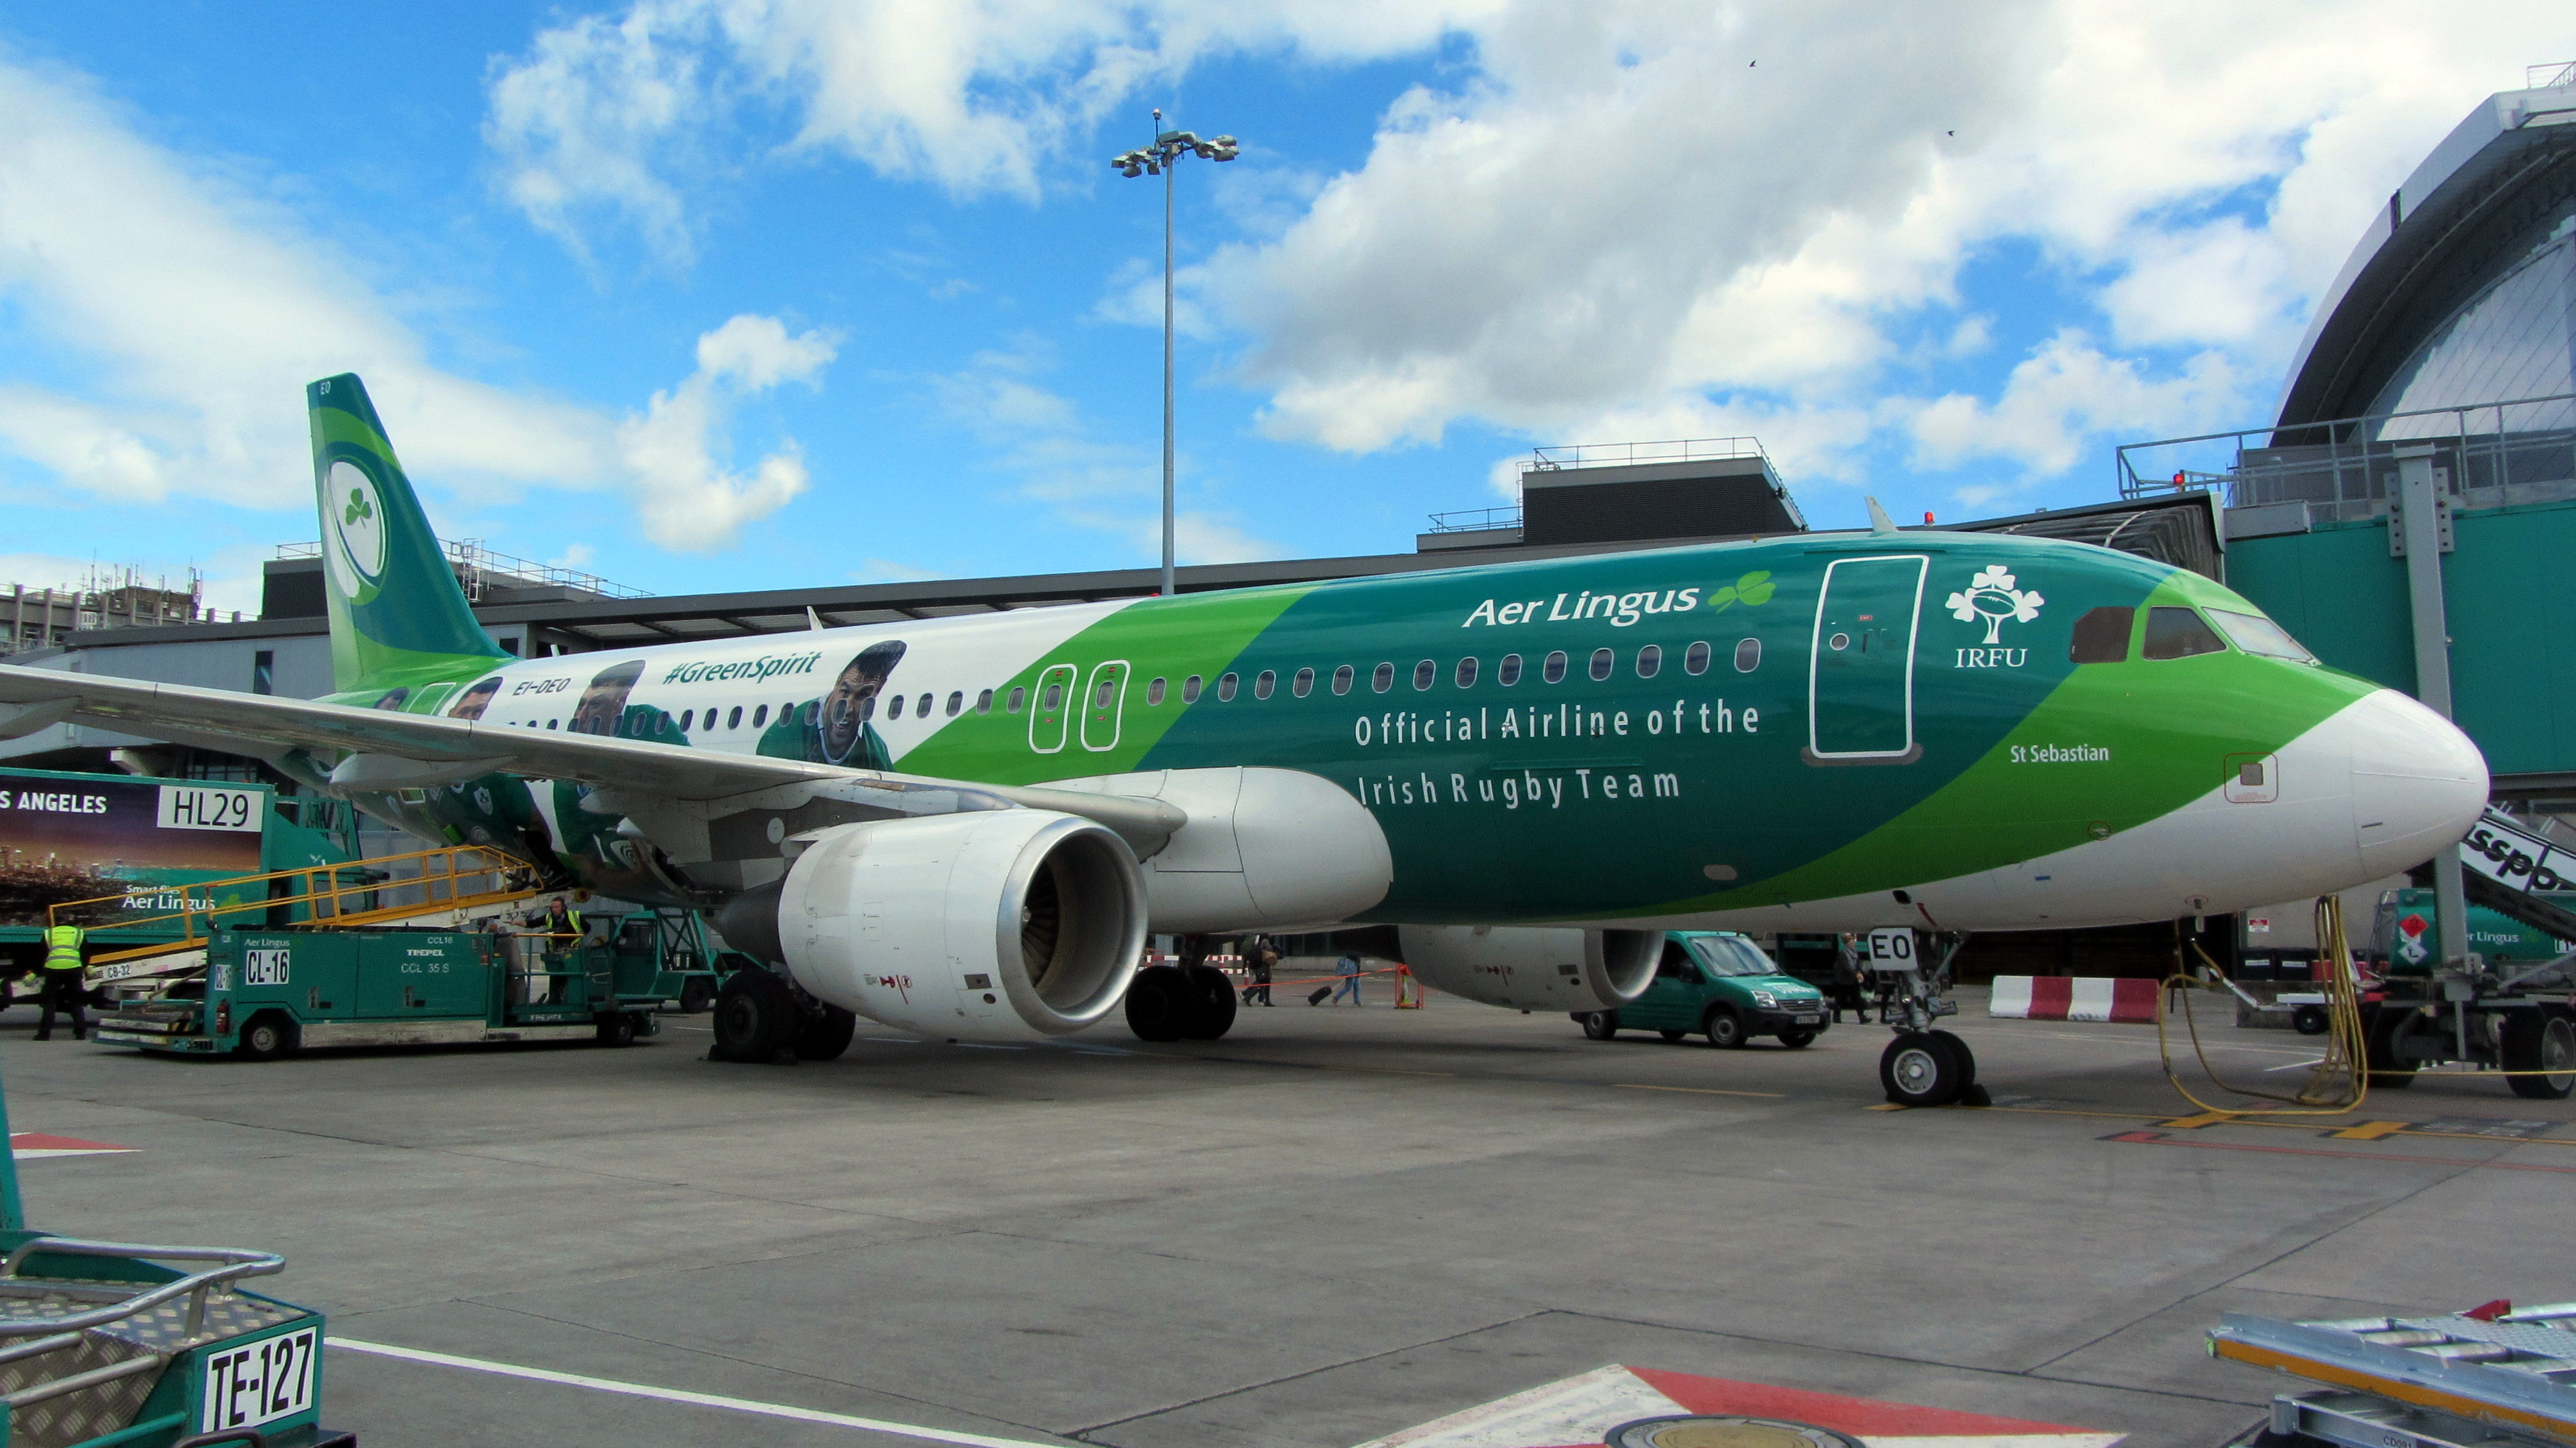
[0,376,2486,1100]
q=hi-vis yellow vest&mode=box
[42,924,83,972]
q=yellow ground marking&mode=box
[2327,1120,2412,1141]
[2159,1111,2241,1129]
[1619,1083,1787,1099]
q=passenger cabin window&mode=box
[1542,651,1568,683]
[1293,667,1315,698]
[1041,681,1065,711]
[2143,607,2226,660]
[727,706,743,729]
[679,709,694,730]
[752,705,769,727]
[1588,648,1613,681]
[976,689,994,714]
[888,695,905,719]
[2069,606,2135,663]
[916,692,932,717]
[1253,670,1276,700]
[1372,663,1396,693]
[947,691,963,716]
[1635,644,1660,678]
[1684,641,1711,675]
[1331,665,1354,695]
[1734,638,1761,672]
[1182,675,1203,703]
[860,696,878,721]
[1454,657,1478,689]
[1217,672,1239,701]
[1094,678,1116,709]
[1497,654,1523,686]
[1412,660,1436,691]
[1146,678,1167,705]
[1007,687,1026,713]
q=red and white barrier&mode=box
[1988,975,2161,1024]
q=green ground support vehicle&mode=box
[90,910,722,1060]
[1571,931,1832,1049]
[0,1053,348,1445]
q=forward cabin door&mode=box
[1806,555,1927,764]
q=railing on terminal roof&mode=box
[277,538,649,600]
[2114,392,2576,520]
[2530,61,2575,91]
[1521,436,1771,475]
[1424,506,1524,535]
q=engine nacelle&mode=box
[760,810,1146,1040]
[1397,926,1659,1011]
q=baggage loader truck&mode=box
[91,917,717,1059]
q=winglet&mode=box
[807,606,826,632]
[1865,496,1900,535]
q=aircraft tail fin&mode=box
[305,374,509,695]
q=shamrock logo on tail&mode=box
[1707,570,1774,613]
[1946,564,2043,644]
[343,489,374,527]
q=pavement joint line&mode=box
[1616,1083,1786,1098]
[2101,1132,2576,1173]
[330,1337,1063,1447]
[1971,1103,2576,1146]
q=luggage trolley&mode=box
[2211,1304,2576,1448]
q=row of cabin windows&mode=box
[999,637,1765,717]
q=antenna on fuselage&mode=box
[1864,496,1900,535]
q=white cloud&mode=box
[1908,331,2245,478]
[0,55,820,555]
[616,315,838,551]
[927,343,1278,563]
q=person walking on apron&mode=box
[1331,951,1364,1006]
[1243,939,1276,1006]
[35,921,89,1042]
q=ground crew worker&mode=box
[35,920,89,1042]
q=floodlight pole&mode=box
[1112,113,1237,598]
[1161,112,1177,599]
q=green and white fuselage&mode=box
[307,383,2484,940]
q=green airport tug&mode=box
[91,913,723,1060]
[0,1054,349,1445]
[1573,931,1832,1048]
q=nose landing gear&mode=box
[1864,926,1989,1107]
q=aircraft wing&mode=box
[0,663,1182,846]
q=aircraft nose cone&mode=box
[2349,689,2488,877]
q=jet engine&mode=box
[723,809,1147,1041]
[1397,926,1659,1012]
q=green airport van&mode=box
[1573,931,1830,1048]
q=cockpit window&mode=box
[2206,607,2317,663]
[1686,936,1779,978]
[2069,606,2134,663]
[2142,607,2226,660]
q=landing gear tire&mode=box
[596,1011,638,1047]
[712,967,800,1062]
[1880,1031,1967,1107]
[2503,1011,2576,1100]
[1776,1029,1817,1049]
[678,976,717,1014]
[2290,1005,2329,1036]
[1124,965,1191,1043]
[1581,1011,1620,1040]
[236,1013,296,1063]
[795,1005,858,1062]
[2363,1007,2418,1089]
[1703,1008,1747,1049]
[1180,963,1237,1041]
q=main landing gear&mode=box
[710,964,858,1063]
[1126,938,1238,1043]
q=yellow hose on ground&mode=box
[2155,895,2369,1116]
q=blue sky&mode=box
[0,3,2566,613]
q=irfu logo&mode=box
[1946,564,2043,645]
